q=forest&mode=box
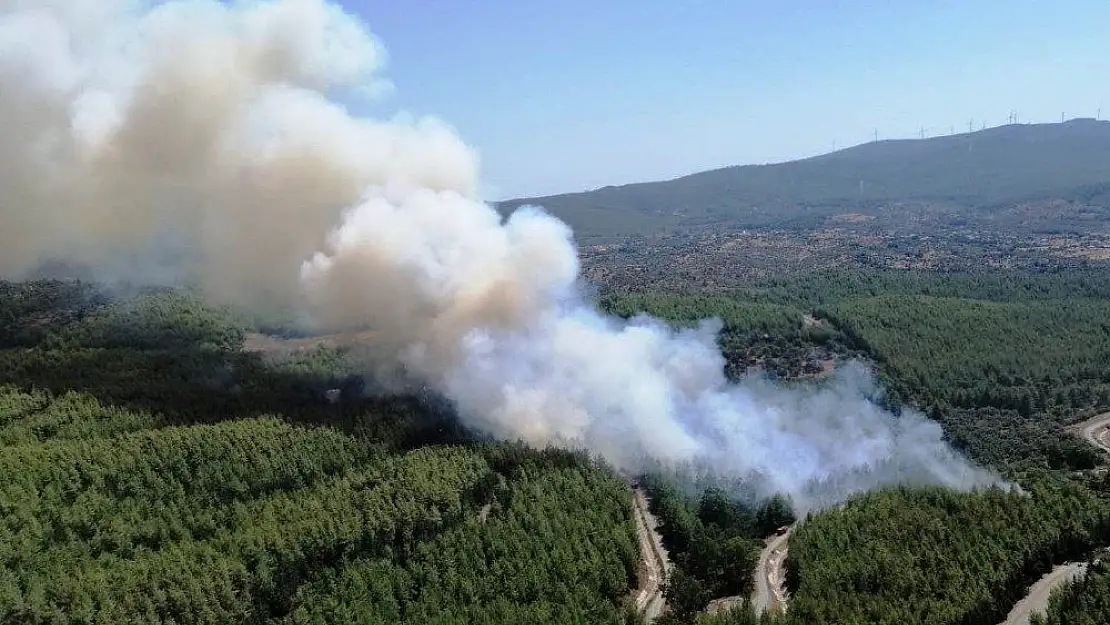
[634,474,793,623]
[0,282,639,624]
[783,483,1109,625]
[6,265,1110,624]
[601,268,1110,470]
[600,267,1110,625]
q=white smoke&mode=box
[0,0,1000,509]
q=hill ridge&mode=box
[498,119,1110,240]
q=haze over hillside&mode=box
[500,119,1110,240]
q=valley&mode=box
[8,246,1110,625]
[8,1,1110,622]
[6,85,1110,625]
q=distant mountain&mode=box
[498,119,1110,241]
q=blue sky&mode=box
[341,0,1110,199]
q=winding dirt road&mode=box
[245,331,1110,622]
[1073,411,1110,455]
[752,528,791,615]
[740,412,1110,623]
[632,488,671,622]
[994,411,1110,625]
[999,562,1088,625]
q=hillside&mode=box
[499,119,1110,240]
[0,282,643,624]
[8,272,1110,624]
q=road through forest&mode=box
[244,330,1109,623]
[998,562,1088,625]
[632,488,671,622]
[1075,411,1110,455]
[751,528,791,615]
[745,411,1110,623]
[994,411,1110,625]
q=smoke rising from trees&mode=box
[0,0,1000,509]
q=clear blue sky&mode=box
[341,0,1110,200]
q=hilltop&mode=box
[499,119,1110,241]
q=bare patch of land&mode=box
[243,330,379,356]
[580,230,1110,293]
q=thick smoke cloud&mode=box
[0,0,1000,509]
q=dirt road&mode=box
[992,411,1110,625]
[752,528,791,615]
[999,562,1087,625]
[631,488,671,622]
[1073,411,1110,454]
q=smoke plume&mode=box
[0,0,999,509]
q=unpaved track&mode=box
[632,488,671,622]
[752,529,791,615]
[993,411,1110,625]
[999,562,1087,625]
[245,334,1110,622]
[707,527,791,617]
[1073,411,1110,455]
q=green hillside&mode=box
[9,271,1110,625]
[0,282,639,625]
[499,119,1110,240]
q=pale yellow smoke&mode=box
[0,0,478,316]
[0,0,578,402]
